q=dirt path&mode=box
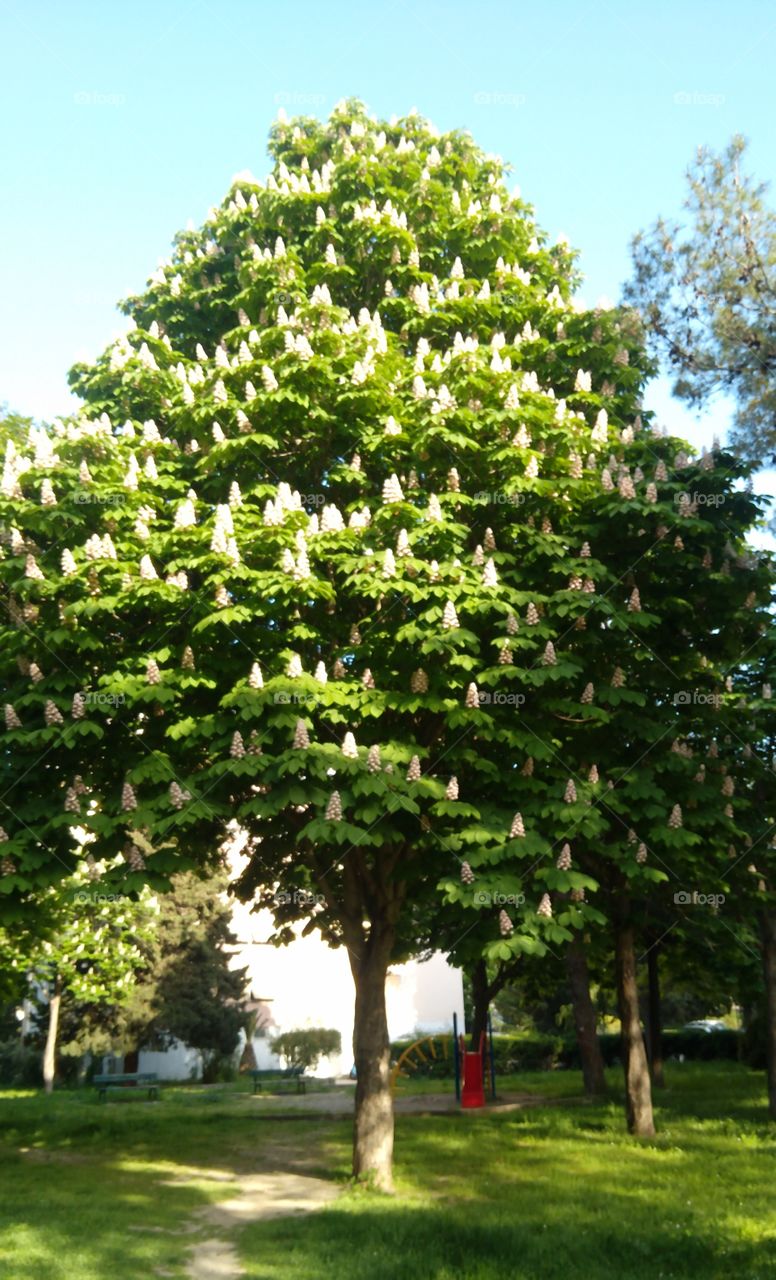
[244,1088,582,1115]
[178,1091,578,1276]
[180,1169,340,1280]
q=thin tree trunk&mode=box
[614,920,655,1136]
[567,934,606,1096]
[350,941,394,1191]
[760,910,776,1120]
[42,974,62,1096]
[469,958,490,1051]
[646,940,665,1088]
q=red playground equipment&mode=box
[388,1014,496,1108]
[460,1031,486,1108]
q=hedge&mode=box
[0,1039,41,1087]
[390,1034,565,1078]
[390,1028,741,1078]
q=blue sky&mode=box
[1,0,774,517]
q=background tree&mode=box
[723,637,776,1114]
[565,931,608,1096]
[488,938,608,1095]
[7,861,154,1092]
[270,1027,341,1072]
[147,870,248,1081]
[437,416,772,1132]
[56,868,249,1082]
[626,136,776,467]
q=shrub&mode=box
[390,1027,742,1079]
[662,1028,741,1062]
[270,1028,341,1072]
[0,1039,41,1087]
[203,1052,240,1083]
[390,1034,567,1078]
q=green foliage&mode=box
[0,1037,40,1086]
[627,135,776,466]
[390,1027,741,1079]
[490,949,577,1034]
[1,860,155,1076]
[56,869,249,1078]
[0,104,772,1077]
[270,1027,342,1071]
[31,873,154,1008]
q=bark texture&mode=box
[761,910,776,1121]
[646,940,665,1088]
[42,974,62,1096]
[469,958,490,1051]
[614,921,655,1136]
[350,940,394,1190]
[567,934,606,1096]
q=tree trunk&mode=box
[469,958,490,1050]
[760,910,776,1120]
[123,1048,139,1073]
[350,942,394,1191]
[614,920,655,1136]
[646,940,665,1088]
[566,934,606,1096]
[42,974,62,1096]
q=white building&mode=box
[132,845,465,1081]
[226,898,465,1079]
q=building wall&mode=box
[131,903,464,1081]
[136,1040,201,1080]
[231,903,465,1078]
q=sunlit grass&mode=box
[0,1065,775,1279]
[241,1066,776,1280]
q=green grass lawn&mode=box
[392,1066,583,1099]
[1,1064,775,1279]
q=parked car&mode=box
[683,1019,728,1034]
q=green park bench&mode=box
[94,1072,160,1101]
[250,1067,307,1095]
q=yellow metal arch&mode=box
[390,1034,452,1090]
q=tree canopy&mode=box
[626,135,776,467]
[1,99,773,1183]
[54,868,248,1081]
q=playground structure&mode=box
[460,1032,487,1108]
[390,1012,497,1108]
[390,1033,452,1089]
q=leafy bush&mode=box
[491,1034,566,1072]
[662,1028,741,1062]
[0,1039,41,1087]
[562,1028,740,1069]
[561,1032,622,1069]
[390,1034,566,1078]
[205,1053,239,1083]
[390,1027,742,1078]
[270,1028,341,1072]
[742,1008,767,1069]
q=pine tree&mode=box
[627,136,776,466]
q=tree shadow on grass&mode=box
[0,1091,352,1178]
[0,1096,351,1280]
[2,1073,774,1280]
[228,1099,776,1280]
[237,1199,776,1280]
